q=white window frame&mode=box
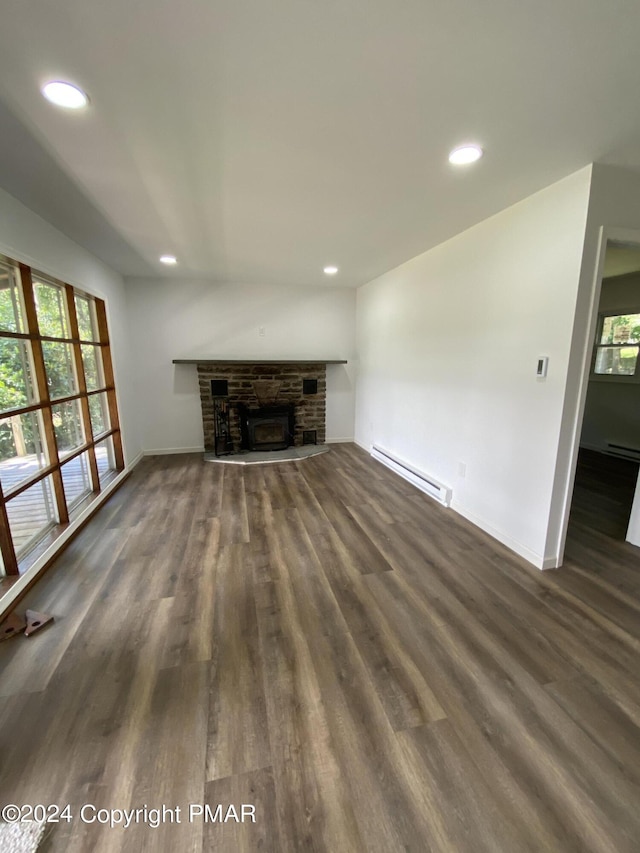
[590,307,640,384]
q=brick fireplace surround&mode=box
[173,360,346,454]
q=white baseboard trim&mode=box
[353,439,548,570]
[326,437,354,444]
[579,441,605,454]
[580,440,640,462]
[142,446,204,456]
[451,499,548,570]
[1,464,135,617]
[127,451,144,469]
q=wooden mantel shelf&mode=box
[173,358,348,365]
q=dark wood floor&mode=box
[1,443,639,852]
[568,448,639,539]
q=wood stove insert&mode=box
[239,403,295,451]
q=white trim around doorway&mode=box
[553,226,640,566]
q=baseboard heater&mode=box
[606,442,640,461]
[371,444,452,507]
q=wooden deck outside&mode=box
[0,447,111,560]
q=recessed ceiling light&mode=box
[41,81,88,109]
[448,144,483,165]
[323,266,339,275]
[160,255,178,265]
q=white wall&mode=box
[125,278,357,452]
[0,186,140,463]
[580,273,640,453]
[355,167,593,568]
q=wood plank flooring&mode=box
[0,443,639,852]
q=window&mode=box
[0,255,124,578]
[592,311,640,380]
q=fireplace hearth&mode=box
[239,403,295,451]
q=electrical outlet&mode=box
[458,462,466,478]
[258,326,265,337]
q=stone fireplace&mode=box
[182,360,341,454]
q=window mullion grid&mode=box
[65,284,99,492]
[2,428,118,503]
[8,270,23,333]
[0,329,108,345]
[19,264,69,524]
[95,299,124,469]
[0,478,19,575]
[1,387,115,421]
[0,263,23,573]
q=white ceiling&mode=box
[1,0,640,287]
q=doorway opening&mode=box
[564,239,640,562]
